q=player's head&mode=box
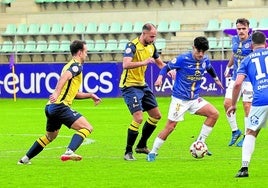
[140,23,157,45]
[70,40,88,63]
[192,36,209,60]
[235,18,250,40]
[252,31,266,49]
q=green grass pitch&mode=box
[1,97,268,188]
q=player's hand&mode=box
[226,106,236,117]
[49,93,58,103]
[144,58,155,65]
[91,93,102,106]
[215,79,224,90]
[167,69,176,80]
[154,75,163,87]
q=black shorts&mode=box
[120,85,158,114]
[45,103,82,132]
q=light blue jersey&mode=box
[237,48,268,106]
[165,51,213,100]
[231,35,252,81]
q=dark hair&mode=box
[142,23,156,32]
[194,36,209,51]
[236,18,250,27]
[70,40,86,56]
[252,31,266,45]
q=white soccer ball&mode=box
[190,141,208,159]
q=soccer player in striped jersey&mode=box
[227,31,268,178]
[224,18,253,147]
[18,40,101,164]
[147,36,224,161]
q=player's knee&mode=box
[212,109,219,120]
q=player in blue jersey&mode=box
[146,36,224,161]
[224,18,253,147]
[18,40,101,164]
[227,31,268,177]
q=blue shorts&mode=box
[120,85,158,114]
[45,103,82,132]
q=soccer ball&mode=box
[190,141,208,159]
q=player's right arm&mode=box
[224,53,234,77]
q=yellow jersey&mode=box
[119,37,159,88]
[49,59,83,106]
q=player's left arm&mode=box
[206,66,224,89]
[75,92,102,106]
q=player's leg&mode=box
[121,87,144,160]
[135,86,161,154]
[236,81,253,147]
[224,80,242,146]
[61,112,93,162]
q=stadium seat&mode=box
[85,22,97,34]
[86,39,95,51]
[104,39,118,52]
[59,40,71,52]
[154,38,166,50]
[248,18,258,29]
[0,40,13,53]
[74,23,86,34]
[117,39,129,51]
[92,39,106,52]
[23,41,37,53]
[2,24,16,36]
[133,21,144,33]
[39,24,51,35]
[28,24,40,35]
[169,20,181,32]
[13,41,25,53]
[219,19,233,30]
[207,37,219,49]
[109,22,121,33]
[121,22,133,33]
[51,23,62,34]
[35,40,48,52]
[16,24,28,35]
[217,37,231,49]
[98,23,109,33]
[205,19,220,31]
[62,23,74,34]
[157,21,169,32]
[258,18,268,29]
[46,40,60,52]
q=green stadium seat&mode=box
[98,23,109,33]
[85,22,97,34]
[0,40,13,53]
[35,40,48,52]
[104,39,118,51]
[62,23,73,34]
[207,37,219,49]
[258,18,268,29]
[154,38,166,50]
[217,37,231,49]
[39,24,51,35]
[109,22,121,33]
[205,19,220,31]
[92,39,106,52]
[59,40,71,52]
[51,23,62,34]
[133,21,144,33]
[46,40,60,52]
[117,39,129,51]
[121,22,133,33]
[23,41,36,53]
[13,41,25,53]
[157,21,169,32]
[28,24,40,35]
[16,24,28,35]
[86,39,95,51]
[220,19,233,30]
[248,18,258,29]
[169,20,181,32]
[2,24,16,36]
[74,23,86,34]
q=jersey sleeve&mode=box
[67,63,82,77]
[123,42,136,58]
